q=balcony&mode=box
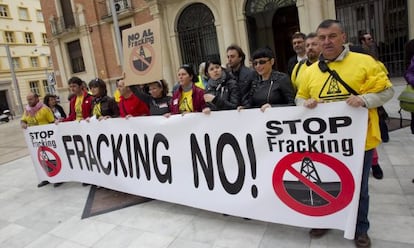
[50,16,79,36]
[101,0,134,22]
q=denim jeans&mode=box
[356,149,374,235]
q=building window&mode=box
[42,33,48,44]
[30,57,39,67]
[47,56,52,67]
[0,4,10,17]
[5,31,15,43]
[29,81,40,95]
[114,0,131,12]
[67,40,85,73]
[12,58,20,69]
[60,0,76,29]
[42,80,52,94]
[36,10,44,22]
[25,32,34,44]
[119,24,132,43]
[177,3,220,70]
[18,7,30,20]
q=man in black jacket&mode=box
[286,32,306,77]
[226,44,256,106]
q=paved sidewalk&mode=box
[0,118,29,165]
[0,79,413,248]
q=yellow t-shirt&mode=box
[179,90,193,113]
[75,95,84,121]
[296,52,392,150]
[195,75,205,90]
[21,106,54,126]
[92,103,102,118]
[291,61,311,92]
[113,89,121,103]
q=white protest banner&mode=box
[24,102,368,239]
[123,19,163,86]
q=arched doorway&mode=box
[272,6,299,73]
[245,0,299,72]
[177,3,220,72]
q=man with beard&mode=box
[359,32,379,59]
[291,32,322,91]
[226,44,256,106]
[21,92,55,187]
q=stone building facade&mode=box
[38,0,413,109]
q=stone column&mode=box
[297,0,332,34]
[308,0,323,32]
[220,0,236,47]
[147,1,175,89]
[408,0,414,39]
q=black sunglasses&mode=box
[253,59,270,66]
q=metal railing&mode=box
[50,16,79,36]
[336,0,408,77]
[177,3,220,71]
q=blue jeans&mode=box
[356,149,374,235]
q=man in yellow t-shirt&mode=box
[296,19,394,247]
[291,32,322,91]
[21,92,55,188]
[21,92,54,128]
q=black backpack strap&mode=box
[295,59,307,79]
[318,60,359,95]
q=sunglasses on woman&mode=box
[253,59,270,66]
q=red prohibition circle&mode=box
[129,43,155,75]
[37,146,62,177]
[272,152,355,216]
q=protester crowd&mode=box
[21,18,414,248]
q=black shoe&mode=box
[37,181,50,188]
[309,228,329,238]
[53,183,63,187]
[372,164,383,179]
[354,233,371,248]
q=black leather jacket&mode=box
[230,65,256,105]
[246,70,295,108]
[205,71,240,110]
[91,95,120,118]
